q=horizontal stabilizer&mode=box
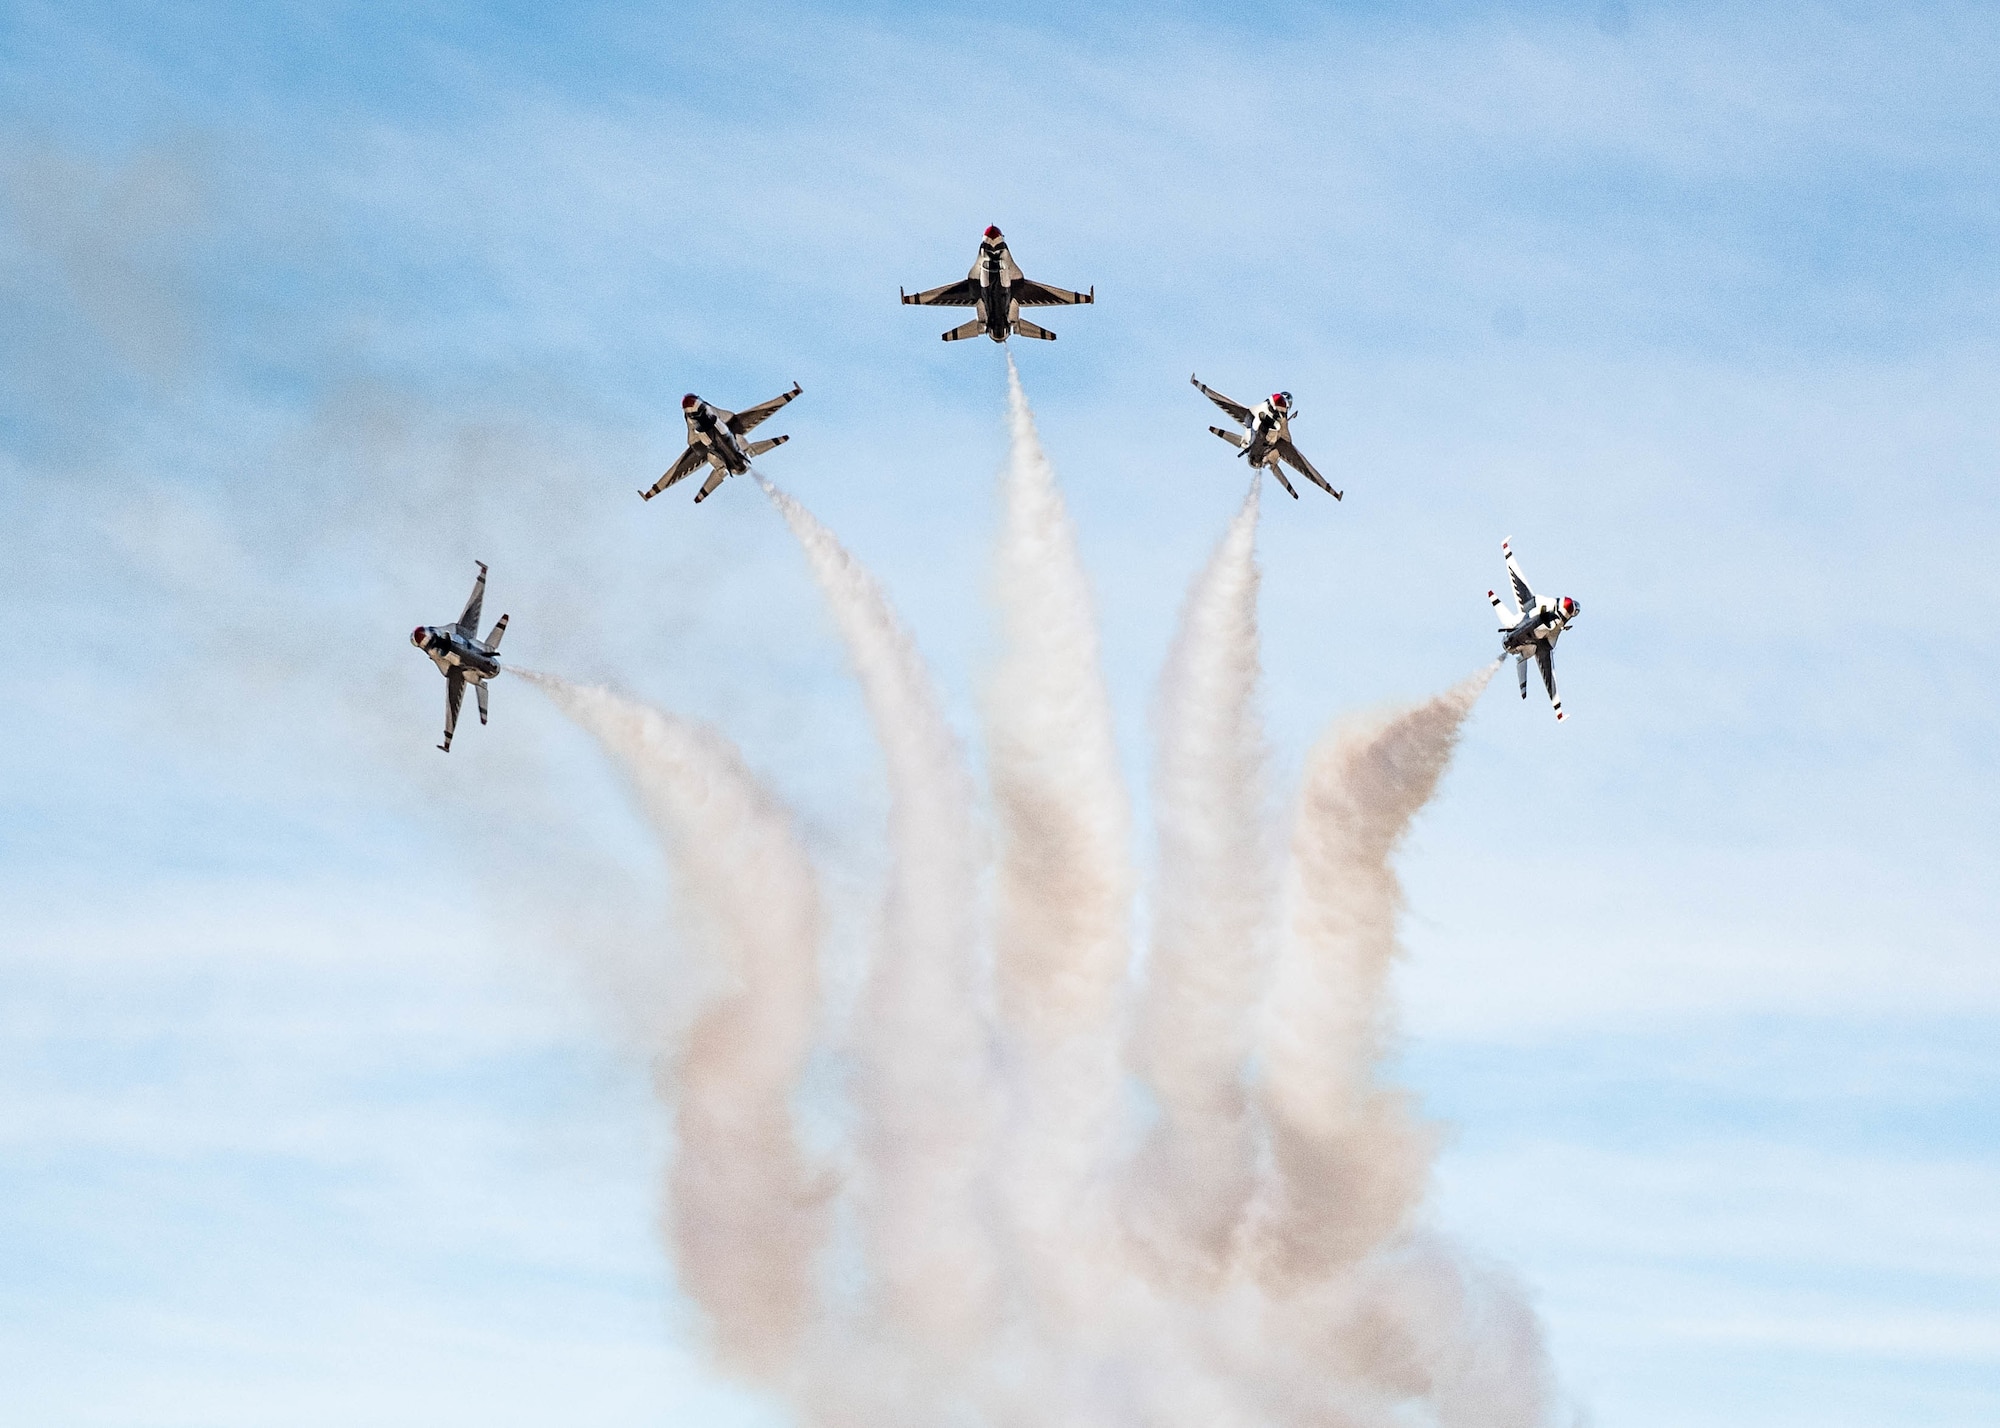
[1011,317,1056,340]
[744,435,788,457]
[483,613,508,650]
[1488,589,1519,629]
[475,679,490,725]
[1209,425,1245,447]
[942,318,986,342]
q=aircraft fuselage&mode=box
[1501,598,1575,657]
[684,402,751,475]
[414,627,501,682]
[969,236,1020,342]
[1238,402,1292,467]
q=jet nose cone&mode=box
[411,626,427,646]
[984,225,1002,239]
[681,393,698,408]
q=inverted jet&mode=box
[642,384,802,504]
[1191,375,1341,500]
[412,561,508,752]
[1487,539,1581,721]
[901,226,1094,343]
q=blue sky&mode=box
[2,2,1996,1425]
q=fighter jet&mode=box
[1190,375,1341,500]
[642,384,802,504]
[900,226,1094,343]
[1487,539,1581,721]
[411,561,508,753]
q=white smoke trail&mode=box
[1128,477,1273,1285]
[756,474,1001,1356]
[519,671,829,1375]
[1253,665,1500,1289]
[989,358,1134,1040]
[986,358,1136,1330]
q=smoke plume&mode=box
[984,356,1139,1337]
[518,672,828,1375]
[1253,666,1499,1288]
[527,373,1554,1427]
[758,474,1002,1358]
[1129,476,1272,1285]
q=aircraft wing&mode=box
[1191,375,1254,425]
[455,562,487,638]
[642,444,709,500]
[1503,539,1536,610]
[1274,440,1342,499]
[1535,644,1565,721]
[1012,278,1093,307]
[902,278,979,307]
[728,383,802,435]
[441,670,464,752]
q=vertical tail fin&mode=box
[1489,589,1519,629]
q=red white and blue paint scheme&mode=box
[1190,375,1341,501]
[411,561,508,752]
[1488,539,1581,721]
[643,384,802,504]
[900,226,1094,343]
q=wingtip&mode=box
[475,559,488,573]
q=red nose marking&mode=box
[681,394,698,408]
[412,626,427,643]
[984,225,1002,238]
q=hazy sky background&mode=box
[3,2,1997,1425]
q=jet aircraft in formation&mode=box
[642,384,804,504]
[415,228,1584,747]
[1190,375,1341,501]
[412,561,508,752]
[1489,539,1580,721]
[901,226,1095,343]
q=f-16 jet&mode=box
[412,561,508,752]
[1488,539,1581,722]
[642,384,802,504]
[1191,375,1341,500]
[901,226,1094,343]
